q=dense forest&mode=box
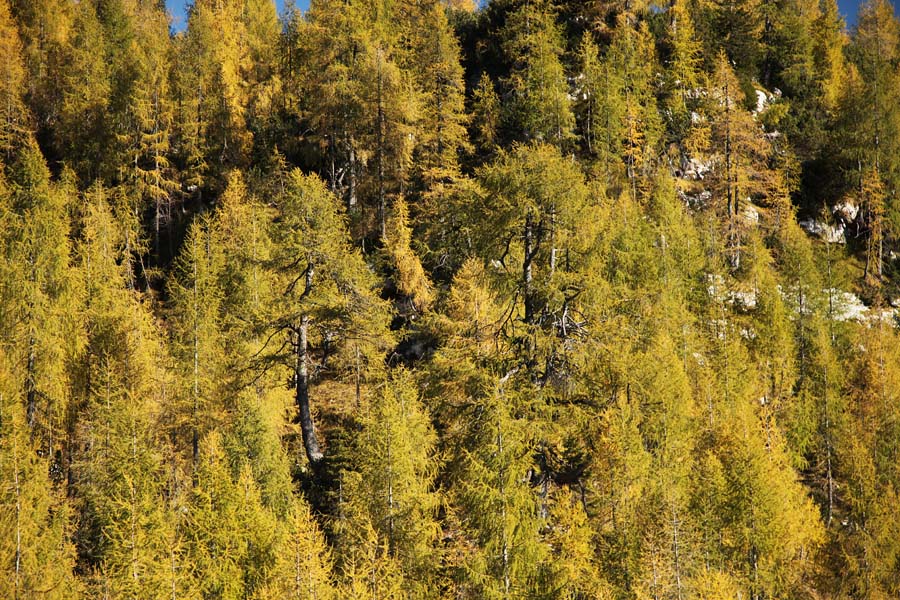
[4,0,900,597]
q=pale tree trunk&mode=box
[523,212,536,326]
[724,78,740,270]
[170,540,178,600]
[192,240,200,466]
[25,335,36,429]
[12,395,22,600]
[26,254,37,429]
[296,313,323,465]
[671,502,684,600]
[295,265,323,465]
[497,417,510,598]
[377,47,387,240]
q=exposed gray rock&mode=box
[824,289,869,322]
[800,219,845,244]
[682,157,712,181]
[833,202,859,224]
[741,204,760,226]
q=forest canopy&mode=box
[3,0,900,598]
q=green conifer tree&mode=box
[471,73,501,155]
[455,390,546,599]
[168,213,227,464]
[576,31,626,187]
[404,0,470,186]
[705,52,769,270]
[454,143,593,370]
[185,433,281,599]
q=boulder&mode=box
[832,202,859,224]
[741,204,760,226]
[800,219,845,244]
[824,289,869,322]
[682,157,712,181]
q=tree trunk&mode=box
[523,212,536,326]
[13,402,21,600]
[190,231,201,466]
[348,140,357,209]
[25,335,36,429]
[377,47,387,240]
[296,313,323,465]
[294,262,323,465]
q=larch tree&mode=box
[119,0,178,261]
[631,329,701,600]
[455,389,546,600]
[425,256,543,598]
[259,499,337,600]
[0,0,29,158]
[576,31,626,188]
[68,185,177,598]
[454,143,594,374]
[545,489,611,599]
[839,320,900,597]
[812,0,847,111]
[605,13,663,200]
[55,0,111,182]
[168,212,228,465]
[8,0,74,148]
[700,0,765,74]
[361,16,419,240]
[705,51,769,270]
[335,522,405,600]
[470,73,501,156]
[501,0,575,147]
[212,170,277,353]
[843,0,900,261]
[663,0,705,150]
[241,0,283,156]
[705,415,823,599]
[384,197,434,311]
[344,369,439,595]
[0,140,77,456]
[403,0,470,187]
[301,0,418,238]
[267,170,391,466]
[861,166,887,280]
[185,433,281,599]
[0,353,81,600]
[223,389,295,518]
[174,0,257,193]
[298,0,372,210]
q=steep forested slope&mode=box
[2,0,900,598]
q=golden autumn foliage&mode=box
[2,1,900,597]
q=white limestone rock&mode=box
[800,219,846,244]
